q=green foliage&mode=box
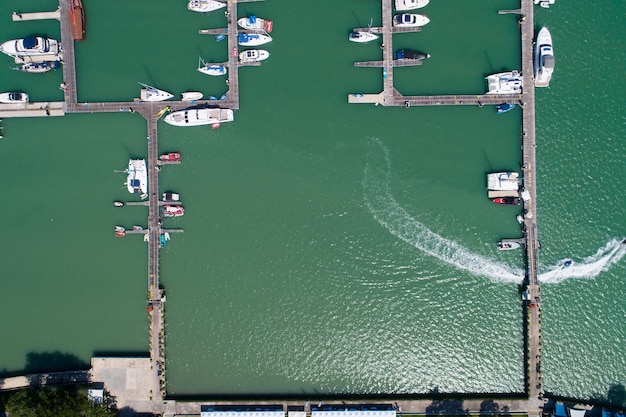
[4,387,117,417]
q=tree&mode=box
[4,387,118,417]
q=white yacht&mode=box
[187,0,226,13]
[485,71,523,94]
[238,33,272,46]
[349,30,379,43]
[139,83,173,102]
[237,16,273,32]
[534,27,554,87]
[126,159,148,194]
[395,0,429,10]
[0,36,59,58]
[393,13,430,28]
[164,108,234,127]
[181,92,203,101]
[198,57,227,76]
[239,49,270,63]
[0,92,29,103]
[487,172,520,191]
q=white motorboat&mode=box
[198,57,227,76]
[395,0,429,10]
[485,71,523,94]
[497,241,521,251]
[181,92,203,101]
[487,172,520,191]
[238,33,272,46]
[164,108,234,127]
[139,83,173,102]
[0,36,59,58]
[14,61,60,73]
[239,49,270,63]
[163,192,180,202]
[0,92,29,103]
[393,13,430,27]
[349,30,379,43]
[534,27,554,87]
[126,159,148,194]
[187,0,226,13]
[237,16,273,32]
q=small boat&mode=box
[534,27,554,87]
[238,33,272,46]
[487,172,520,191]
[0,92,28,103]
[396,49,430,61]
[559,258,573,269]
[485,71,523,94]
[239,49,270,63]
[181,92,203,102]
[0,36,60,58]
[133,225,144,231]
[162,192,180,202]
[496,103,516,114]
[620,238,626,245]
[214,34,226,42]
[115,230,126,237]
[492,197,520,205]
[393,13,430,28]
[139,83,173,102]
[113,201,124,207]
[163,205,185,217]
[69,0,86,41]
[159,152,181,162]
[164,108,234,127]
[497,241,521,251]
[395,0,429,10]
[188,0,226,13]
[237,16,273,33]
[160,233,168,247]
[349,30,379,43]
[15,61,60,73]
[198,57,227,76]
[157,106,170,118]
[126,159,148,194]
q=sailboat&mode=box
[349,19,379,43]
[138,82,173,102]
[197,57,227,76]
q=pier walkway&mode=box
[0,370,89,391]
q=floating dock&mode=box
[11,9,60,21]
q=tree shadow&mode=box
[117,406,154,417]
[425,388,469,415]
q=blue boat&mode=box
[214,34,225,42]
[496,103,516,114]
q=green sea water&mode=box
[0,0,624,401]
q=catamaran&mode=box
[485,71,523,94]
[126,159,148,194]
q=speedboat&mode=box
[487,172,519,191]
[559,258,573,269]
[349,30,379,43]
[15,61,60,73]
[126,159,148,194]
[238,33,272,46]
[237,16,273,32]
[0,92,29,103]
[239,49,270,63]
[163,205,185,217]
[113,201,124,207]
[485,71,523,94]
[164,108,234,127]
[159,152,181,162]
[492,197,520,205]
[181,92,203,102]
[114,225,126,237]
[139,83,173,102]
[396,49,430,61]
[188,0,226,13]
[163,192,180,202]
[0,36,59,58]
[198,58,227,76]
[496,103,516,114]
[393,13,430,27]
[395,0,429,10]
[534,27,554,87]
[497,241,521,251]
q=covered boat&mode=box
[393,13,430,27]
[188,0,226,13]
[534,27,554,87]
[497,241,521,251]
[396,49,430,61]
[15,61,60,73]
[349,30,379,43]
[238,33,272,46]
[0,36,60,58]
[126,159,148,194]
[69,0,86,41]
[485,71,523,94]
[164,108,234,127]
[487,172,519,191]
[163,192,180,202]
[0,92,28,103]
[496,103,516,114]
[163,205,185,217]
[159,152,181,162]
[237,16,273,32]
[198,58,227,76]
[139,83,173,101]
[239,49,270,63]
[395,0,429,10]
[492,197,520,205]
[181,92,203,101]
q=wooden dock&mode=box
[11,9,60,21]
[354,60,423,68]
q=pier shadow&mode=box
[0,351,89,379]
[544,384,626,411]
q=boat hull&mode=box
[349,31,379,43]
[70,0,85,41]
[534,27,554,87]
[393,13,430,27]
[0,92,29,103]
[164,108,234,127]
[198,64,227,76]
[188,0,226,13]
[239,49,270,63]
[485,71,523,94]
[0,36,60,58]
[497,241,521,251]
[139,84,174,101]
[127,159,148,194]
[238,33,272,46]
[17,61,60,73]
[237,16,273,32]
[181,92,203,101]
[395,0,429,10]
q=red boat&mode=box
[163,205,184,218]
[69,0,85,41]
[492,197,520,205]
[159,152,181,162]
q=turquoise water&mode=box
[0,0,624,401]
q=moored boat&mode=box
[393,13,430,27]
[0,92,28,103]
[492,197,520,205]
[139,83,173,102]
[395,0,429,10]
[239,49,270,63]
[164,108,234,127]
[396,49,430,61]
[188,0,226,13]
[237,16,273,32]
[534,27,554,87]
[126,159,148,194]
[163,205,185,217]
[113,201,124,207]
[497,241,521,251]
[485,71,523,94]
[15,61,60,73]
[198,57,227,76]
[496,103,516,114]
[159,152,181,162]
[349,30,379,43]
[163,192,180,202]
[238,33,272,46]
[0,36,60,58]
[487,172,520,191]
[69,0,86,41]
[181,92,203,101]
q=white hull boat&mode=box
[239,49,270,63]
[349,30,379,43]
[181,92,203,101]
[485,71,523,94]
[238,33,272,46]
[139,83,173,102]
[126,159,148,194]
[237,16,273,32]
[487,172,520,191]
[15,61,60,73]
[188,0,226,13]
[395,0,429,10]
[497,241,521,251]
[393,13,430,27]
[164,108,234,127]
[0,36,59,58]
[0,92,28,103]
[534,27,554,87]
[198,57,227,76]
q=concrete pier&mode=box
[11,9,61,21]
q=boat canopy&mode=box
[23,36,38,49]
[553,404,567,417]
[249,15,257,23]
[542,55,555,69]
